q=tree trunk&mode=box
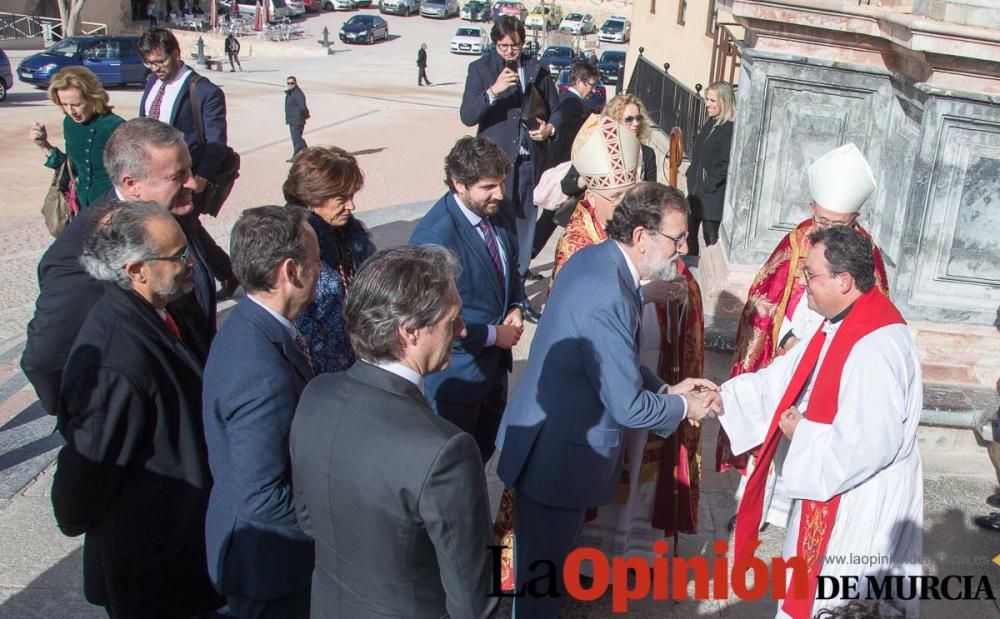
[56,0,87,37]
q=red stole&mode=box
[732,288,905,618]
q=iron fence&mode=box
[627,54,708,157]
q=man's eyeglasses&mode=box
[143,55,172,69]
[648,229,688,245]
[584,80,598,88]
[622,115,643,124]
[495,43,523,51]
[146,245,191,264]
[802,269,839,282]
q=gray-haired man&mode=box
[22,117,216,415]
[52,201,223,617]
[290,245,498,619]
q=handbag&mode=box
[188,74,241,217]
[41,159,78,237]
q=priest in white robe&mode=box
[717,225,923,619]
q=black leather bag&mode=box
[188,75,241,217]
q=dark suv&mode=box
[18,36,147,88]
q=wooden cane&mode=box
[666,126,685,558]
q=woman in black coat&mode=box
[686,81,736,257]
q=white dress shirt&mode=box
[145,64,193,124]
[367,359,424,395]
[453,193,509,347]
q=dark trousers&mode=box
[506,156,536,276]
[430,374,507,463]
[686,214,720,257]
[222,588,310,619]
[289,124,307,155]
[512,491,586,619]
[531,209,558,259]
[418,65,430,85]
[227,51,241,70]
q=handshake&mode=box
[667,378,723,427]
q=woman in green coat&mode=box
[29,66,125,208]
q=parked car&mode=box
[460,0,490,21]
[491,0,526,21]
[598,16,630,42]
[450,26,488,55]
[18,36,146,88]
[380,0,420,15]
[301,0,327,12]
[219,0,292,19]
[421,0,459,18]
[539,44,574,78]
[0,48,11,102]
[559,12,595,34]
[556,67,606,112]
[597,49,626,84]
[285,0,308,16]
[329,0,357,8]
[524,4,561,30]
[339,14,389,43]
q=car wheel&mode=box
[368,33,374,44]
[0,80,6,102]
[323,0,333,8]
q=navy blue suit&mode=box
[495,240,687,618]
[203,298,314,616]
[409,193,526,462]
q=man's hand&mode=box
[640,278,687,304]
[778,406,803,439]
[682,391,718,427]
[528,120,554,142]
[502,306,524,329]
[495,324,523,349]
[192,176,209,193]
[667,377,719,395]
[489,68,519,98]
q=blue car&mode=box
[0,47,12,101]
[17,36,147,88]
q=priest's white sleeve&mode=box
[718,336,811,457]
[781,324,921,502]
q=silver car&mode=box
[421,0,459,18]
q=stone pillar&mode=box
[718,0,1000,328]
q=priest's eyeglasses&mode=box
[647,229,689,246]
[802,269,836,282]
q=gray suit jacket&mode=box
[290,361,497,619]
[495,240,687,509]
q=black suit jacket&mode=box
[290,362,497,619]
[417,47,427,67]
[460,50,561,177]
[549,89,589,166]
[685,119,733,221]
[140,69,229,182]
[51,283,222,616]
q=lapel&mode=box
[169,70,196,127]
[107,283,204,378]
[346,360,430,410]
[445,194,505,305]
[139,76,153,117]
[238,298,314,384]
[604,240,639,309]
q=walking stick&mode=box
[666,126,685,558]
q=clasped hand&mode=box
[641,278,687,304]
[668,378,722,427]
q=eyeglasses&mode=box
[584,80,598,88]
[622,115,643,124]
[802,269,841,282]
[813,215,854,228]
[142,55,172,69]
[495,43,523,51]
[146,245,191,264]
[648,229,688,245]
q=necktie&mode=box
[477,220,505,287]
[294,329,312,365]
[148,81,168,120]
[163,311,182,340]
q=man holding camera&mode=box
[460,15,561,285]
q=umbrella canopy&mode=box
[209,0,218,29]
[264,0,272,23]
[253,1,263,30]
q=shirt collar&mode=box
[247,294,299,339]
[613,241,641,289]
[568,86,583,98]
[366,359,424,394]
[159,64,192,87]
[828,301,855,325]
[453,193,485,227]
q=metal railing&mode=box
[709,23,742,86]
[627,53,708,156]
[0,12,107,41]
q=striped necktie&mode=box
[477,219,504,287]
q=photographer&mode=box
[460,15,561,283]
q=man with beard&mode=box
[494,183,720,618]
[21,118,213,416]
[51,201,224,617]
[409,136,527,463]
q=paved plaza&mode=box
[0,11,999,617]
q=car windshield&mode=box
[456,28,479,36]
[347,15,374,23]
[600,52,625,63]
[273,0,287,6]
[603,21,623,31]
[565,13,582,20]
[542,47,572,58]
[45,38,85,57]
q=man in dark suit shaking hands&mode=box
[409,136,527,463]
[460,15,561,280]
[203,205,322,618]
[290,245,497,619]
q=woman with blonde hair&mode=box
[603,92,658,182]
[28,66,125,208]
[685,80,736,258]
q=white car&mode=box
[559,12,595,35]
[285,0,307,15]
[598,16,630,43]
[450,26,488,54]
